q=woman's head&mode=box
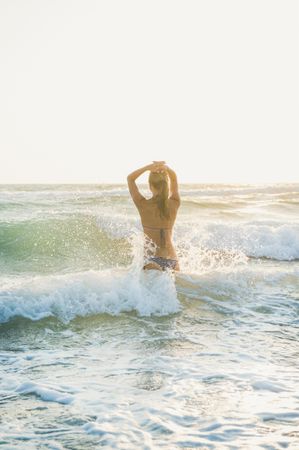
[148,171,170,219]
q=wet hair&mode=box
[148,172,170,219]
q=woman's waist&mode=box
[148,246,177,260]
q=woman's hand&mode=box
[150,161,167,173]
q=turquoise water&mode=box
[0,184,299,449]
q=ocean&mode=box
[0,183,298,449]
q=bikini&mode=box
[143,225,178,271]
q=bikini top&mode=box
[142,224,172,248]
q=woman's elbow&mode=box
[127,175,135,186]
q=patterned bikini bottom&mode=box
[147,256,177,271]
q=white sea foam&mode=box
[94,214,299,262]
[16,381,74,404]
[174,221,299,265]
[97,217,299,266]
[46,442,65,450]
[0,267,180,324]
[251,380,289,393]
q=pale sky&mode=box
[0,0,298,184]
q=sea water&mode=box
[0,183,298,449]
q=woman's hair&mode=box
[148,172,170,219]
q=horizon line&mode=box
[0,181,298,186]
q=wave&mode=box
[183,198,299,211]
[0,215,133,273]
[182,199,247,209]
[1,183,298,206]
[175,222,299,274]
[0,213,298,280]
[178,183,299,197]
[1,262,297,326]
[0,186,129,206]
[0,268,180,324]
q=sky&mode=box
[0,0,298,184]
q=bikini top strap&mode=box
[143,224,170,248]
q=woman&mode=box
[127,161,180,271]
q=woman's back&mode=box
[127,162,180,270]
[137,198,179,259]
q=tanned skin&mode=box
[127,162,180,271]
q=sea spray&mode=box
[0,247,180,324]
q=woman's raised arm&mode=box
[127,163,159,205]
[166,166,180,204]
